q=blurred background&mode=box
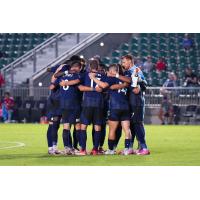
[0,33,199,125]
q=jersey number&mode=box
[63,79,69,91]
[91,78,101,88]
[118,81,127,94]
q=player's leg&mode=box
[121,120,132,155]
[62,122,74,155]
[105,120,119,155]
[131,106,150,155]
[98,122,106,154]
[90,107,104,155]
[46,121,54,154]
[114,124,122,150]
[92,125,95,148]
[51,115,61,153]
[79,107,93,155]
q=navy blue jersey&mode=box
[81,72,108,108]
[107,76,129,110]
[55,73,80,109]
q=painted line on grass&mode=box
[0,142,25,150]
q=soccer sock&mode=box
[99,124,106,147]
[130,122,136,148]
[114,126,122,148]
[125,139,131,149]
[92,126,95,147]
[52,122,59,146]
[108,139,115,150]
[62,129,72,148]
[73,128,78,149]
[134,123,147,149]
[80,130,87,150]
[47,124,53,147]
[94,131,101,150]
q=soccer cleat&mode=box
[136,149,150,155]
[73,148,80,155]
[53,149,62,155]
[120,148,133,155]
[98,147,105,155]
[105,149,115,155]
[90,149,98,155]
[78,149,87,156]
[48,149,56,155]
[63,147,75,155]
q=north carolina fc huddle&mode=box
[46,54,150,156]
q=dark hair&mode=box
[5,92,10,96]
[70,61,82,68]
[70,55,81,62]
[121,54,133,62]
[62,59,71,65]
[89,59,99,70]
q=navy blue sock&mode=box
[73,128,78,149]
[92,126,95,147]
[47,125,53,147]
[134,123,147,149]
[52,122,59,146]
[108,139,115,150]
[94,131,101,150]
[62,129,72,148]
[100,124,106,147]
[130,122,136,148]
[125,139,131,149]
[114,126,122,148]
[80,130,87,150]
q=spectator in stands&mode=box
[155,57,166,72]
[182,34,193,50]
[2,92,14,123]
[183,67,198,87]
[135,56,144,68]
[163,72,177,87]
[158,95,174,125]
[143,55,154,73]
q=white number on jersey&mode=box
[63,79,69,91]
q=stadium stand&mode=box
[0,33,54,69]
[102,33,200,86]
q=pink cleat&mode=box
[136,149,150,155]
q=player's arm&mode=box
[118,75,131,83]
[110,82,129,90]
[54,71,65,78]
[107,71,131,83]
[60,79,80,87]
[78,85,102,92]
[89,73,109,89]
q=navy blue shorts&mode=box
[80,107,103,126]
[130,105,144,123]
[108,109,130,121]
[47,98,62,120]
[62,108,81,124]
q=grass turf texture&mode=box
[0,124,199,166]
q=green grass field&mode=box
[0,124,200,166]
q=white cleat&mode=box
[63,147,75,155]
[105,149,115,155]
[121,148,132,155]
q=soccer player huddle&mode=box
[46,54,150,156]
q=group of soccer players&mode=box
[46,54,150,156]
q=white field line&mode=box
[0,142,25,150]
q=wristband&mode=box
[116,73,119,78]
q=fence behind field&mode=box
[0,87,200,106]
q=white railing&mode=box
[1,87,200,105]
